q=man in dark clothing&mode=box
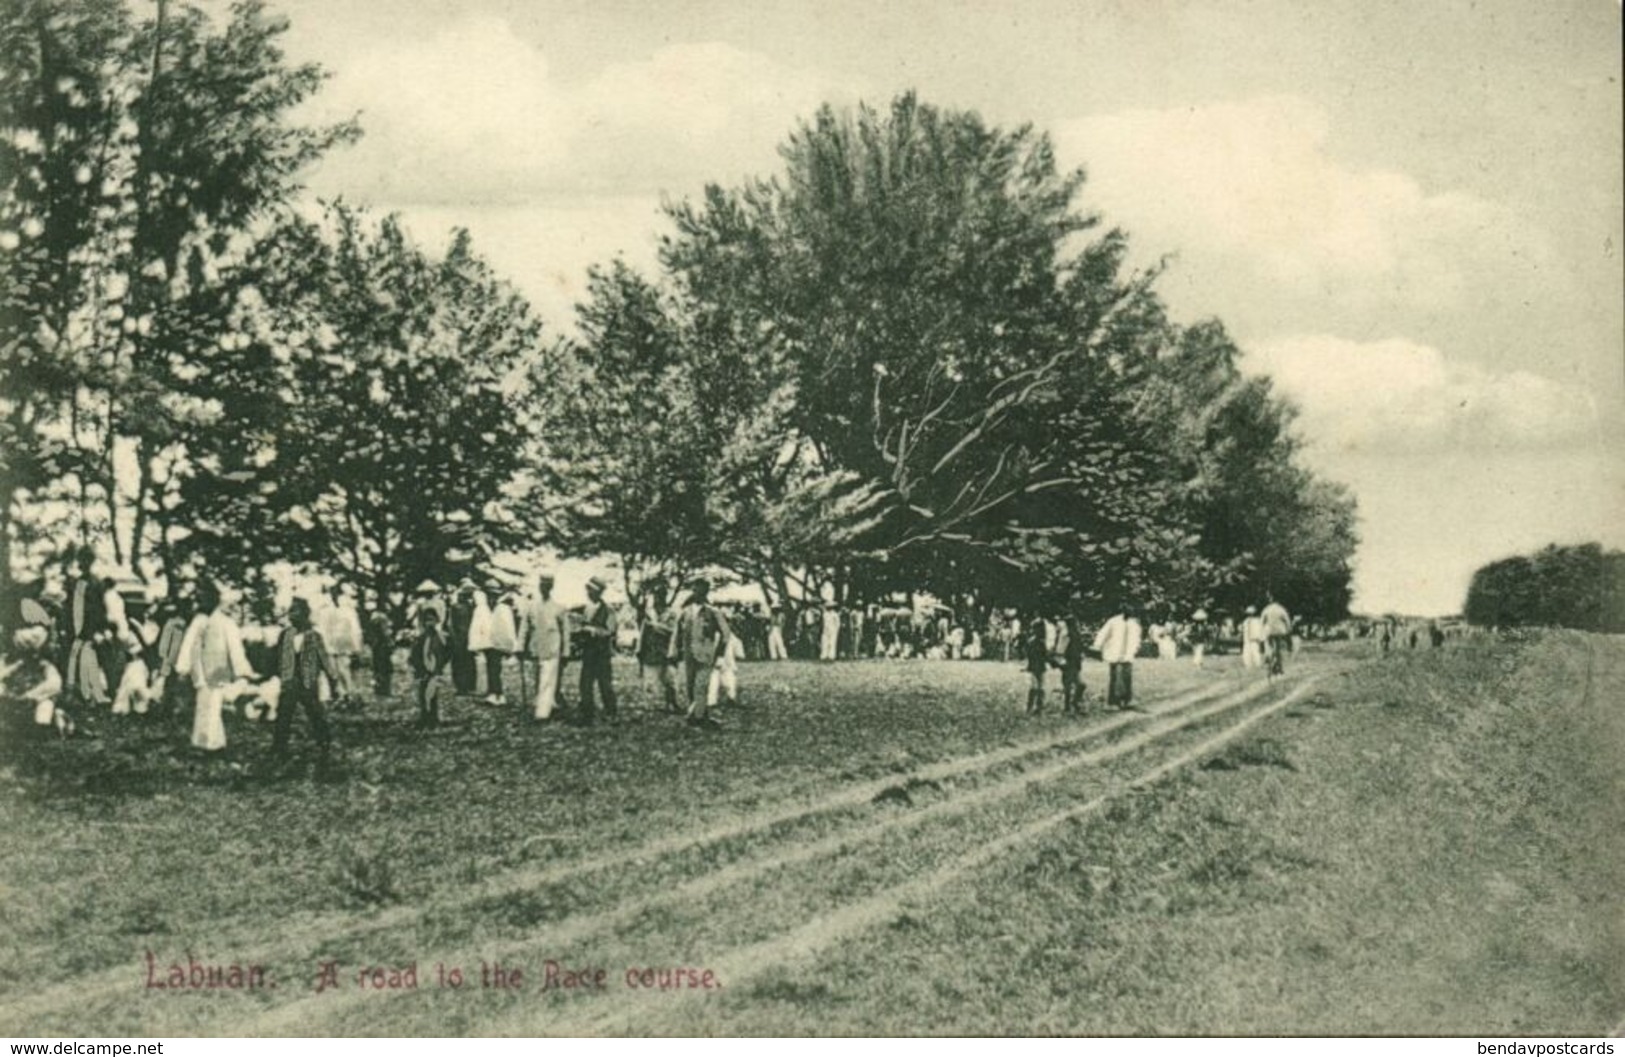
[410,606,449,728]
[368,609,395,697]
[447,580,477,694]
[1021,613,1050,715]
[669,578,730,729]
[61,545,108,708]
[576,575,618,724]
[272,598,337,765]
[637,587,680,713]
[1056,616,1087,715]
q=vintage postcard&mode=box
[1,0,1621,1040]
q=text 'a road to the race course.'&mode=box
[142,951,721,994]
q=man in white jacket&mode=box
[315,585,363,704]
[1092,604,1143,711]
[484,586,519,706]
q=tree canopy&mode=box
[547,94,1358,619]
[4,9,1358,627]
[1464,543,1625,632]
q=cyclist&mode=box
[1259,596,1293,677]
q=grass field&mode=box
[1,634,1620,1036]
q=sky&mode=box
[227,0,1623,616]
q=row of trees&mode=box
[1463,544,1625,632]
[2,0,544,614]
[544,96,1357,621]
[3,0,1359,624]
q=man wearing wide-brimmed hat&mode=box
[576,574,619,724]
[521,571,569,721]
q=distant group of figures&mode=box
[0,551,763,768]
[11,543,1460,776]
[1008,599,1297,717]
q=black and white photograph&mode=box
[0,0,1621,1040]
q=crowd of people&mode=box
[2,545,1382,777]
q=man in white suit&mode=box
[1092,603,1144,711]
[522,572,570,721]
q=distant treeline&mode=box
[1463,543,1625,632]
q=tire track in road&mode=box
[299,676,1326,1027]
[504,674,1329,1037]
[0,674,1249,1032]
[284,673,1324,1037]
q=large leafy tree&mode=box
[553,94,1359,619]
[532,261,716,604]
[176,203,544,614]
[658,94,1193,612]
[0,0,356,587]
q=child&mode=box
[707,626,744,710]
[1021,613,1049,715]
[4,625,67,735]
[409,605,449,728]
[1054,616,1086,716]
[153,598,191,718]
[108,582,157,717]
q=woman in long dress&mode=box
[175,580,255,752]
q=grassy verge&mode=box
[667,634,1625,1035]
[4,637,1619,1035]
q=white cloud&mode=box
[1245,334,1607,455]
[1054,95,1537,322]
[307,18,861,205]
[391,197,669,336]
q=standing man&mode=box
[1188,608,1212,668]
[766,606,788,661]
[272,597,338,769]
[1020,612,1050,715]
[317,585,364,706]
[367,607,394,698]
[576,575,618,724]
[63,545,109,709]
[408,605,449,728]
[522,572,570,722]
[669,578,730,730]
[1240,606,1266,670]
[1054,615,1087,715]
[1093,602,1144,711]
[485,584,519,705]
[447,580,478,696]
[636,586,681,713]
[819,602,840,662]
[177,579,256,752]
[154,594,192,718]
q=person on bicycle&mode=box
[1260,596,1293,675]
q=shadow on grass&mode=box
[1200,737,1296,772]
